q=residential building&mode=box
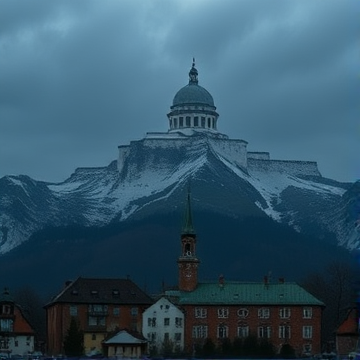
[142,297,184,353]
[336,307,359,357]
[44,277,153,356]
[0,288,35,356]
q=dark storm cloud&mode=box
[0,0,358,182]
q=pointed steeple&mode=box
[178,186,200,292]
[182,186,195,235]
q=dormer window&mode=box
[2,305,12,315]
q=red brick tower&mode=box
[177,189,200,292]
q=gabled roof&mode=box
[336,307,359,335]
[168,281,324,306]
[45,277,153,307]
[103,330,147,345]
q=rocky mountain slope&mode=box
[1,130,359,295]
[0,131,357,256]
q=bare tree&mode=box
[301,260,357,350]
[13,287,47,348]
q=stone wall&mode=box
[248,159,321,177]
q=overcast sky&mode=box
[1,0,359,183]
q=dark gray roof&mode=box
[45,277,153,307]
[172,83,215,108]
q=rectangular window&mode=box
[88,316,105,326]
[173,118,177,128]
[279,325,291,339]
[186,116,191,127]
[279,308,291,319]
[175,317,182,327]
[258,326,271,338]
[164,333,169,341]
[113,307,120,316]
[88,316,97,326]
[179,117,183,127]
[92,334,96,341]
[195,308,207,318]
[69,305,78,316]
[237,326,249,338]
[303,326,313,339]
[194,116,199,127]
[258,308,270,319]
[164,318,170,326]
[2,305,11,315]
[174,333,181,342]
[148,332,156,341]
[303,307,313,319]
[131,307,138,316]
[217,325,228,338]
[201,117,206,127]
[192,325,208,339]
[0,319,13,332]
[217,308,229,318]
[148,317,156,327]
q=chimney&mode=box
[219,274,225,287]
[279,277,285,284]
[264,275,268,285]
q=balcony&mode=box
[87,310,108,316]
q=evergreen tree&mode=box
[232,337,244,357]
[202,337,216,357]
[242,334,259,356]
[63,317,84,357]
[258,338,276,358]
[220,337,232,356]
[279,343,296,358]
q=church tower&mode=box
[177,189,200,292]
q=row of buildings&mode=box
[2,192,359,358]
[1,62,358,358]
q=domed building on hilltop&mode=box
[167,59,219,133]
[117,60,321,178]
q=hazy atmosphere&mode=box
[1,0,359,183]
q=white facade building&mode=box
[142,297,184,353]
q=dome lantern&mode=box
[188,58,198,85]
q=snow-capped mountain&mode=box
[0,129,357,257]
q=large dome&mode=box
[172,84,215,107]
[167,60,219,133]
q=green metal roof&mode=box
[170,282,324,306]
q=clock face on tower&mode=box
[184,263,192,278]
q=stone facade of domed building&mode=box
[117,61,321,178]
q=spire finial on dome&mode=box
[189,58,198,85]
